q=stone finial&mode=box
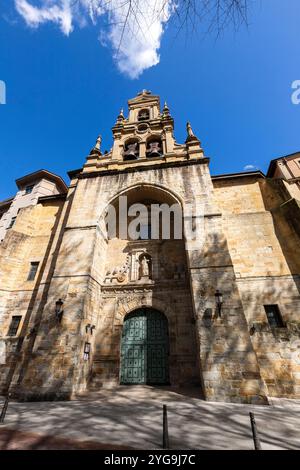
[186,122,194,138]
[116,108,125,124]
[89,134,102,155]
[95,134,102,151]
[138,89,151,96]
[186,121,199,143]
[162,101,170,117]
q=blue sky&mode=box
[0,0,299,200]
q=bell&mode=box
[147,141,161,157]
[138,110,149,121]
[123,142,138,160]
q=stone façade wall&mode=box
[0,160,269,403]
[1,159,300,403]
[213,175,300,399]
[0,198,66,395]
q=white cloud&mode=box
[15,0,73,35]
[243,164,258,171]
[107,0,172,78]
[14,0,173,78]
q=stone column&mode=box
[139,142,146,159]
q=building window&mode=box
[83,342,91,360]
[7,216,16,229]
[7,316,22,337]
[264,305,285,328]
[27,262,39,281]
[25,185,34,194]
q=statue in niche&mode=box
[139,254,151,280]
[141,256,149,276]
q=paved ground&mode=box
[0,428,134,450]
[0,386,300,450]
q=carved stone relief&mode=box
[104,255,130,284]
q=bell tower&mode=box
[83,90,204,173]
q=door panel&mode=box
[147,344,168,384]
[121,344,145,383]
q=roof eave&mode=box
[212,170,265,180]
[15,169,68,193]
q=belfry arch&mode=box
[105,182,184,212]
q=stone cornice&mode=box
[78,157,210,179]
[235,274,300,282]
[101,280,188,292]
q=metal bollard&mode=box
[0,392,11,424]
[249,411,262,450]
[163,404,169,449]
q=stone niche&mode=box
[103,239,187,286]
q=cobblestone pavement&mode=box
[1,386,300,450]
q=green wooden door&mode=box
[120,308,169,385]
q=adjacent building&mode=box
[0,170,67,242]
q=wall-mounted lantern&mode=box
[83,342,91,360]
[215,290,223,317]
[55,299,64,323]
[86,324,96,335]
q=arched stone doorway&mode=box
[120,308,169,385]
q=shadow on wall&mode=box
[194,228,300,401]
[2,191,76,400]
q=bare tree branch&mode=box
[72,0,249,47]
